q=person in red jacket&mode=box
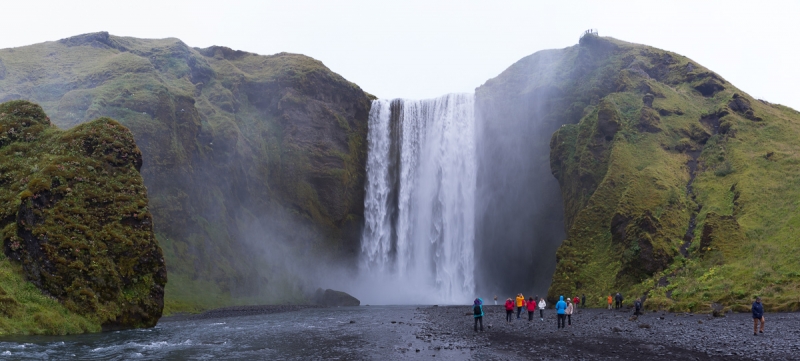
[505,298,514,323]
[573,296,580,313]
[526,297,536,321]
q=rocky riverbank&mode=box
[416,305,798,360]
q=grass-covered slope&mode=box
[482,34,800,312]
[0,32,371,313]
[0,101,166,334]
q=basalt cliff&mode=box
[478,34,800,312]
[0,32,371,314]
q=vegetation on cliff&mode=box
[0,101,166,335]
[484,33,800,313]
[0,32,371,313]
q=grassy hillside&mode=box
[0,101,165,335]
[481,34,800,313]
[0,32,372,313]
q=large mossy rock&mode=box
[0,100,166,333]
[481,34,800,312]
[0,32,371,312]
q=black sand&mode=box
[416,305,797,360]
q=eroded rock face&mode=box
[313,288,360,307]
[0,34,372,309]
[0,100,166,329]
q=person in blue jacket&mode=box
[752,296,764,335]
[555,296,568,329]
[473,298,484,332]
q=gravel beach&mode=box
[415,305,798,360]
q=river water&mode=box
[0,306,471,360]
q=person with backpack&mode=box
[538,297,546,321]
[556,296,567,329]
[515,293,525,319]
[752,296,765,335]
[526,297,536,321]
[473,298,484,332]
[505,298,514,323]
[615,292,623,309]
[565,298,574,326]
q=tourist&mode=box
[615,292,623,309]
[581,294,586,308]
[473,298,484,332]
[573,296,580,312]
[607,294,613,310]
[505,298,514,323]
[565,298,573,326]
[752,296,765,335]
[494,295,497,305]
[634,298,642,315]
[516,293,525,319]
[538,297,546,321]
[556,296,567,329]
[527,297,536,321]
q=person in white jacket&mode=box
[538,297,546,321]
[566,298,574,326]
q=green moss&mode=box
[0,100,166,334]
[515,36,800,312]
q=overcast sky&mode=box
[2,1,798,110]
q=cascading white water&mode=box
[360,93,476,304]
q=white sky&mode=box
[2,1,798,110]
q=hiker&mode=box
[615,292,623,309]
[556,296,567,329]
[634,298,642,316]
[473,298,484,332]
[565,298,574,326]
[752,297,765,335]
[516,293,525,319]
[505,298,514,323]
[581,294,586,308]
[607,294,613,310]
[538,297,546,321]
[527,297,536,321]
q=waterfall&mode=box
[360,93,476,303]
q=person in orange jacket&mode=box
[607,294,613,310]
[515,294,525,319]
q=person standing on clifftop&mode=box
[538,297,546,321]
[516,293,525,319]
[505,298,514,323]
[556,296,567,329]
[473,298,484,332]
[752,297,765,335]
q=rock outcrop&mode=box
[0,100,165,334]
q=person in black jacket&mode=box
[633,298,642,315]
[752,297,765,335]
[615,293,623,309]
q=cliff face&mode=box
[0,32,371,312]
[0,100,165,334]
[481,34,800,312]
